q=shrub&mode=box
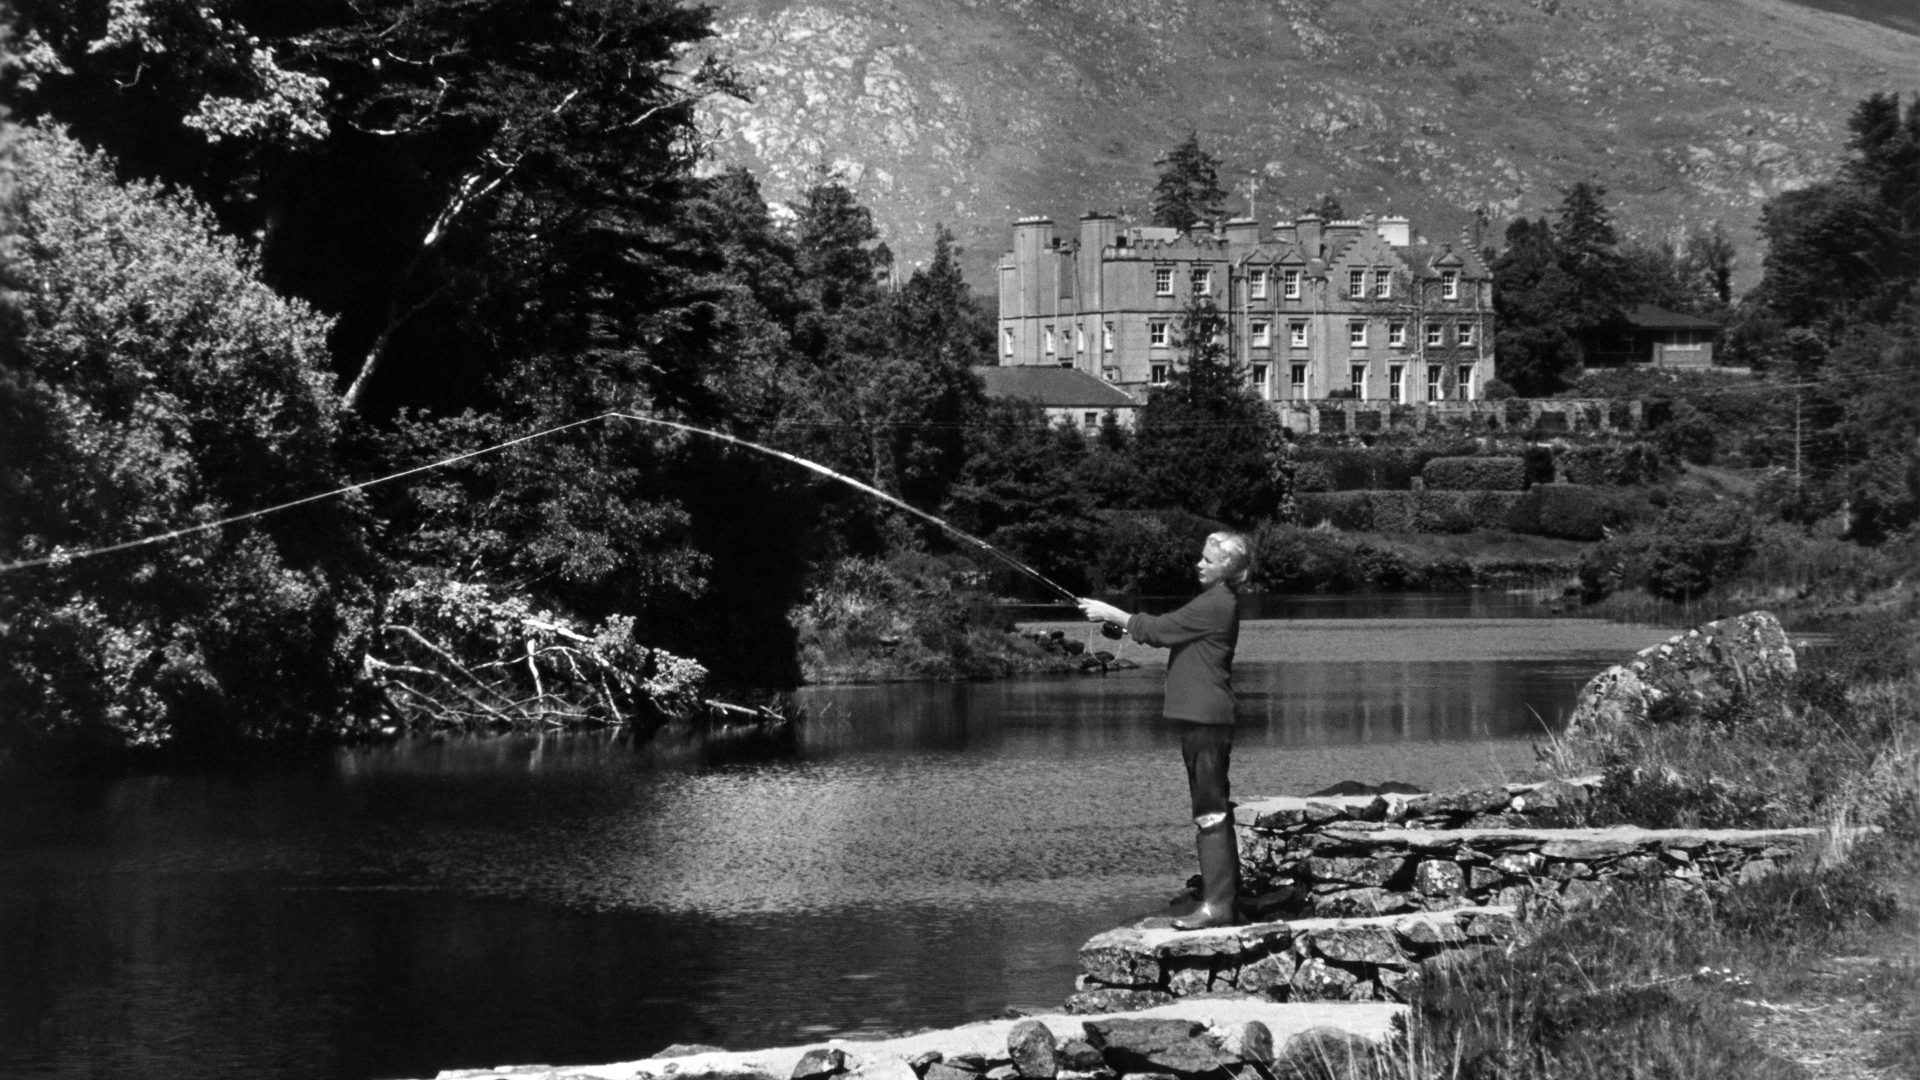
[1091,509,1221,593]
[1481,377,1516,400]
[1557,444,1665,486]
[1293,446,1432,491]
[1642,498,1758,600]
[1295,491,1374,531]
[1423,455,1527,491]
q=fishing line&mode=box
[0,410,1087,607]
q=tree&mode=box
[0,126,374,761]
[1151,133,1228,232]
[1132,298,1283,525]
[944,401,1102,595]
[1491,217,1581,395]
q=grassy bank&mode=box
[1377,611,1920,1079]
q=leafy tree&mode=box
[0,126,374,761]
[944,401,1102,595]
[1151,132,1227,232]
[1132,298,1283,525]
[1309,193,1346,220]
[1490,217,1580,395]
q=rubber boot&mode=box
[1171,820,1240,930]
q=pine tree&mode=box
[1151,133,1228,232]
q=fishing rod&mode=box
[610,412,1084,606]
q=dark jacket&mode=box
[1127,581,1240,725]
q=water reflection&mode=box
[0,605,1678,1080]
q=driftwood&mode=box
[362,610,787,735]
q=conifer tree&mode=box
[1151,133,1228,232]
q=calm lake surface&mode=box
[0,595,1677,1080]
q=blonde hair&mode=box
[1207,531,1253,587]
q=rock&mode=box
[1539,837,1637,860]
[908,1052,945,1075]
[1288,957,1361,1001]
[1057,1041,1105,1072]
[949,1055,989,1073]
[1567,612,1796,738]
[1304,780,1421,798]
[1232,950,1300,994]
[1517,778,1589,811]
[986,1067,1018,1080]
[1401,788,1509,819]
[1306,925,1405,967]
[1311,887,1410,917]
[1392,913,1465,947]
[1211,1021,1274,1063]
[1166,967,1212,996]
[1080,931,1161,987]
[1272,1027,1377,1080]
[793,1049,849,1080]
[1737,858,1779,885]
[1062,989,1176,1015]
[657,1044,730,1057]
[925,1063,980,1080]
[1081,1018,1220,1075]
[1306,856,1406,887]
[1008,1020,1058,1079]
[1413,860,1466,897]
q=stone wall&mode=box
[1272,398,1639,437]
[1073,907,1517,1011]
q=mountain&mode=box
[693,0,1920,291]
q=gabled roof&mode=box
[1619,305,1722,330]
[975,366,1141,408]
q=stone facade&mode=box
[997,213,1495,403]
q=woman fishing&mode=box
[1078,531,1250,931]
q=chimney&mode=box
[1222,216,1261,248]
[1377,215,1411,247]
[1294,213,1324,259]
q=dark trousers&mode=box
[1178,722,1234,825]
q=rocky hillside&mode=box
[693,0,1920,289]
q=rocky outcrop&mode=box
[1566,611,1797,741]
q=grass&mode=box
[1327,609,1920,1080]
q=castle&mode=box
[996,212,1496,404]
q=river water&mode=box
[0,595,1676,1080]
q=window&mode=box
[1457,364,1475,401]
[1059,361,1072,370]
[1289,321,1308,348]
[1149,320,1169,348]
[1191,268,1211,295]
[1427,365,1442,402]
[1150,363,1169,385]
[1349,321,1368,348]
[1389,364,1405,404]
[1374,270,1392,299]
[1043,326,1055,355]
[1003,328,1014,357]
[1250,363,1270,399]
[1155,267,1174,295]
[1103,322,1114,351]
[1348,269,1367,298]
[1388,322,1407,348]
[1102,365,1119,382]
[1290,364,1307,397]
[1251,321,1271,348]
[1425,322,1444,348]
[1283,268,1302,299]
[1441,270,1460,300]
[1076,324,1087,352]
[1457,322,1475,347]
[1084,411,1099,430]
[1249,268,1269,300]
[1350,364,1367,400]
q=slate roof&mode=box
[974,366,1141,408]
[1619,304,1723,330]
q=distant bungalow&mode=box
[996,212,1496,404]
[972,364,1141,431]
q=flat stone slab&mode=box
[421,1001,1406,1080]
[1316,825,1822,854]
[1235,776,1602,830]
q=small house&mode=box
[974,365,1141,431]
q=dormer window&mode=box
[1374,270,1392,299]
[1283,268,1302,299]
[1441,270,1461,300]
[1249,268,1269,300]
[1348,269,1367,298]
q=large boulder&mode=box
[1566,611,1796,739]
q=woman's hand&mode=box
[1077,598,1129,626]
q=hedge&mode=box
[1292,447,1438,492]
[1505,483,1649,541]
[1295,490,1527,534]
[1555,444,1665,486]
[1422,456,1526,491]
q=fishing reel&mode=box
[1100,621,1125,640]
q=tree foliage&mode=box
[1151,132,1228,232]
[0,126,374,761]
